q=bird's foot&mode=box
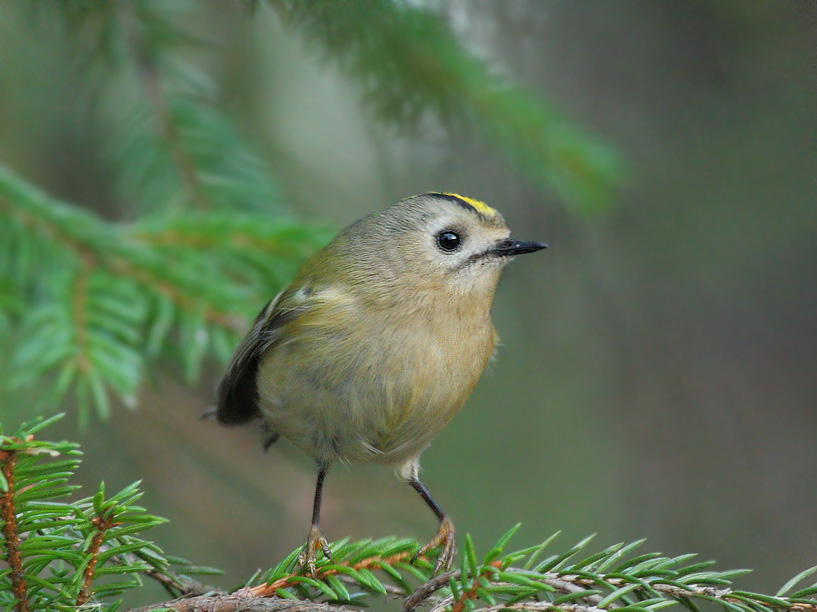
[297,525,333,577]
[413,515,456,574]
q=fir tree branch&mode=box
[237,549,419,598]
[116,0,215,212]
[1,163,325,419]
[214,528,817,612]
[401,568,459,611]
[0,414,216,609]
[0,185,244,333]
[269,0,622,213]
[76,513,121,606]
[0,446,29,612]
[2,417,815,611]
[129,595,346,611]
[71,262,93,376]
[137,563,222,599]
[479,605,600,612]
[403,567,607,612]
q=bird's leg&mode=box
[409,478,456,573]
[297,466,333,577]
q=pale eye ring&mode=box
[436,230,461,252]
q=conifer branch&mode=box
[0,415,219,610]
[116,0,215,212]
[1,164,324,419]
[238,549,417,598]
[2,416,815,611]
[1,182,244,332]
[76,514,120,606]
[137,562,222,599]
[71,263,92,375]
[269,0,622,213]
[0,447,28,612]
[130,595,345,611]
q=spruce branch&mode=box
[137,527,816,612]
[116,0,216,213]
[0,164,326,420]
[135,561,222,599]
[158,527,816,612]
[130,595,346,611]
[269,0,622,214]
[118,3,212,209]
[0,414,219,610]
[76,508,122,606]
[0,446,29,612]
[112,1,283,215]
[46,0,283,216]
[2,416,815,612]
[237,545,420,598]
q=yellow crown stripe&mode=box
[442,193,498,218]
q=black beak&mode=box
[492,238,548,257]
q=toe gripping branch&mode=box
[298,467,333,577]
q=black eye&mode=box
[437,230,461,252]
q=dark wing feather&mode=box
[215,290,302,425]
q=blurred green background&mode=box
[0,0,814,607]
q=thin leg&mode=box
[410,479,446,521]
[409,478,456,573]
[312,467,327,527]
[297,466,333,576]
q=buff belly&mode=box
[256,320,495,467]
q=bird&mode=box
[215,192,546,575]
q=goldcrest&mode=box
[215,192,546,574]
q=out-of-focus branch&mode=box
[116,1,214,211]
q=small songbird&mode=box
[215,192,546,575]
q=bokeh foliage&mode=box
[0,0,619,425]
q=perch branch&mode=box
[235,549,418,598]
[128,595,348,612]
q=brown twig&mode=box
[76,514,122,606]
[480,604,602,612]
[237,550,419,598]
[71,262,92,374]
[128,594,349,612]
[402,569,459,611]
[404,566,619,612]
[0,448,29,612]
[137,563,223,599]
[451,576,484,612]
